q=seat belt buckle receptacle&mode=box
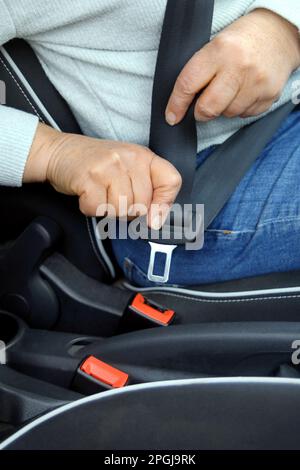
[73,356,129,395]
[130,293,175,326]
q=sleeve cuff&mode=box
[0,106,39,187]
[246,1,300,30]
[0,1,16,44]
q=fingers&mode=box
[79,185,107,217]
[78,144,182,229]
[165,19,287,125]
[165,46,217,126]
[240,99,275,118]
[222,86,260,118]
[107,174,134,217]
[130,172,153,217]
[78,160,156,221]
[195,72,277,120]
[108,171,153,218]
[194,70,241,121]
[148,156,182,229]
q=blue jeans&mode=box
[111,109,300,287]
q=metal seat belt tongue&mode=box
[147,209,197,284]
[147,209,187,284]
[147,242,177,284]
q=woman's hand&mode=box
[23,123,182,229]
[166,8,300,124]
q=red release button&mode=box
[131,293,175,326]
[80,356,129,388]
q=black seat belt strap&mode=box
[150,0,215,207]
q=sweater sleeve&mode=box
[246,0,300,30]
[0,106,39,186]
[0,0,39,187]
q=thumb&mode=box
[148,156,182,230]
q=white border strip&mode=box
[1,376,300,449]
[124,281,300,299]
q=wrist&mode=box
[23,123,64,184]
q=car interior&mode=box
[1,1,300,450]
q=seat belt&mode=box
[147,0,296,283]
[150,0,215,208]
[0,40,81,134]
[147,0,215,283]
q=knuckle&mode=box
[223,104,243,118]
[218,70,242,94]
[110,150,122,164]
[254,67,269,85]
[241,108,257,118]
[88,163,103,180]
[216,34,252,71]
[213,33,231,50]
[215,33,243,55]
[223,109,234,118]
[110,150,125,170]
[238,54,252,71]
[168,170,182,190]
[196,102,220,119]
[79,197,94,217]
[264,83,282,102]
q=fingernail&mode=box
[150,215,163,231]
[128,206,136,217]
[166,111,177,126]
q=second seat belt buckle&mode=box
[147,242,177,284]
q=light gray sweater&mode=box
[0,0,300,186]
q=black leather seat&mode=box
[2,378,300,450]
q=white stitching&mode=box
[0,55,45,122]
[86,217,110,274]
[151,292,300,304]
[129,259,300,303]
